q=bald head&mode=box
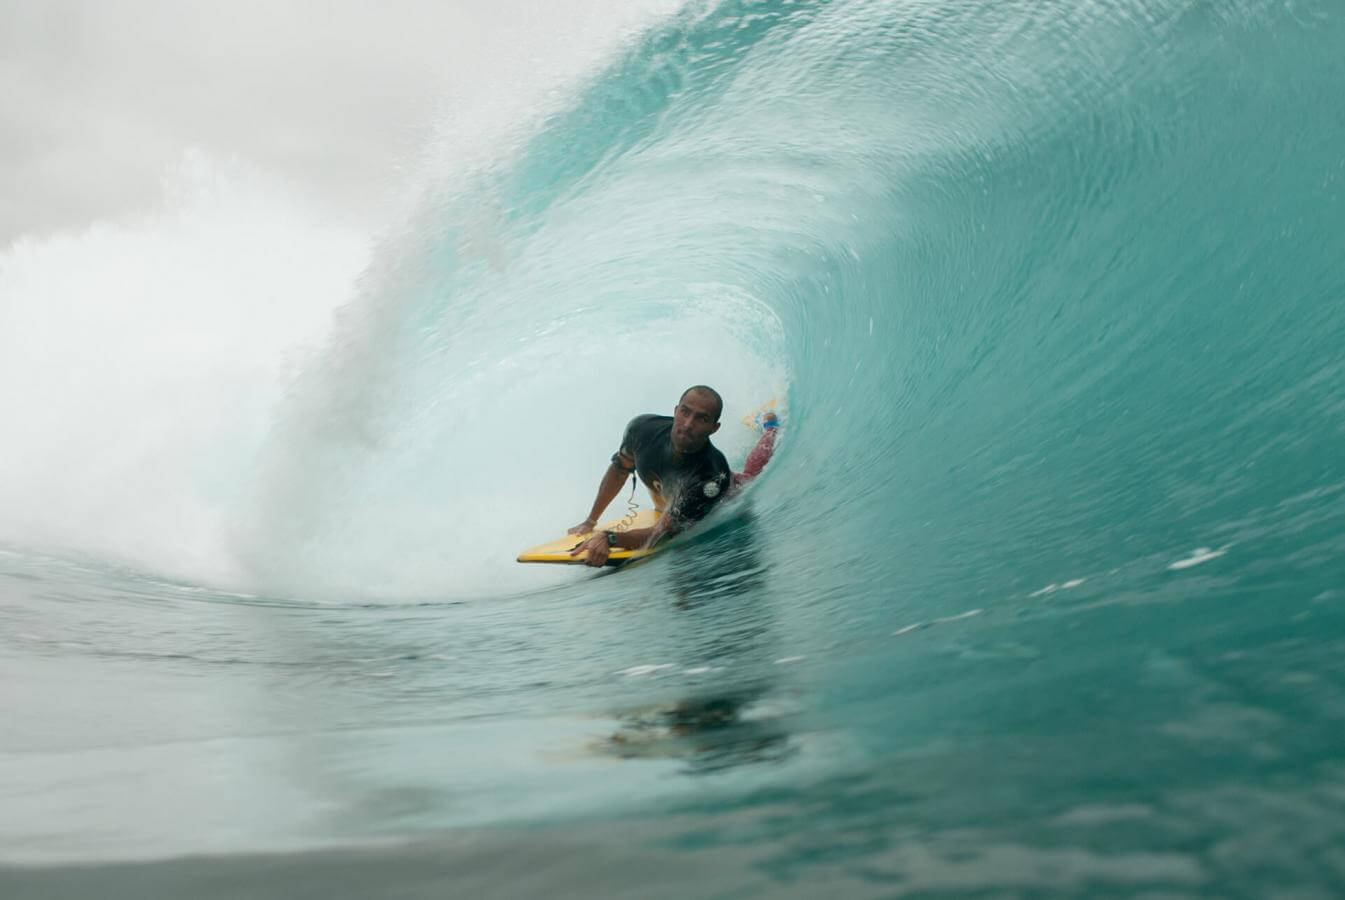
[679,385,723,422]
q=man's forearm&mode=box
[608,526,656,550]
[609,515,679,550]
[585,463,631,524]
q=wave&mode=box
[4,0,1343,611]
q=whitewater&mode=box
[3,0,1344,896]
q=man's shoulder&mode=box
[625,413,672,434]
[621,414,671,453]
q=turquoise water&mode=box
[4,0,1345,895]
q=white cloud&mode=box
[0,0,680,244]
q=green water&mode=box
[4,0,1345,895]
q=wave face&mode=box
[237,0,1345,606]
[5,0,1345,892]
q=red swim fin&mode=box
[733,412,779,488]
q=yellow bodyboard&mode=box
[516,509,663,566]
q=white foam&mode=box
[0,152,367,586]
[1168,547,1228,570]
[1030,578,1085,597]
[893,608,982,636]
[618,664,677,677]
[933,608,983,624]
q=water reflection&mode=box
[599,508,799,774]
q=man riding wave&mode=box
[568,385,778,567]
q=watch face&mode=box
[606,531,618,547]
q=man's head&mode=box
[672,385,722,454]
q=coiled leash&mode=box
[569,473,640,553]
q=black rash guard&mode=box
[611,414,732,525]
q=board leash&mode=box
[567,474,641,553]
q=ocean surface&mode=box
[4,0,1345,896]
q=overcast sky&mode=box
[1,0,677,245]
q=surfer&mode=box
[568,385,777,567]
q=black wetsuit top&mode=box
[612,414,732,524]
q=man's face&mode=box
[671,390,721,453]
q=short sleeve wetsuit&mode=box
[612,414,732,526]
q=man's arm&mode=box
[567,454,635,534]
[569,511,684,566]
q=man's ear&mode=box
[710,421,720,434]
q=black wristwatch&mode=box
[604,530,619,548]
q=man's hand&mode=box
[569,533,610,567]
[567,518,597,535]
